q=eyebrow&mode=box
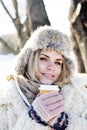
[40,54,63,61]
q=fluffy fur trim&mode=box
[15,25,74,75]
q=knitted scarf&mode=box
[16,75,40,104]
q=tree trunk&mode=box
[27,0,50,32]
[70,35,85,72]
[69,0,87,73]
[0,0,50,53]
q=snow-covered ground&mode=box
[0,54,16,86]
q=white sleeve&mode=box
[12,110,51,130]
[66,114,87,130]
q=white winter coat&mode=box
[0,73,87,130]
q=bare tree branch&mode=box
[0,37,17,54]
[12,0,19,18]
[0,0,50,49]
[0,0,14,21]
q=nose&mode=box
[47,62,55,71]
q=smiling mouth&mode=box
[42,73,55,79]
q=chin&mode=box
[41,80,53,85]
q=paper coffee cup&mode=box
[39,85,59,95]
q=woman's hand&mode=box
[32,91,65,123]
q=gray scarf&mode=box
[16,75,40,104]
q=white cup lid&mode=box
[39,84,59,91]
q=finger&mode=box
[39,91,59,100]
[50,105,65,118]
[33,100,50,122]
[42,95,64,105]
[46,100,65,111]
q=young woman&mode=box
[0,25,87,130]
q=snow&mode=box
[0,54,16,86]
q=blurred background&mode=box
[0,0,87,83]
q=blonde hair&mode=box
[25,49,72,87]
[55,57,72,86]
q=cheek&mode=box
[55,66,62,76]
[38,62,42,72]
[38,62,46,72]
[37,62,46,80]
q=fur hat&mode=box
[15,25,74,75]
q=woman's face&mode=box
[37,49,63,84]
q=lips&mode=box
[42,73,55,79]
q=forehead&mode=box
[40,49,63,59]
